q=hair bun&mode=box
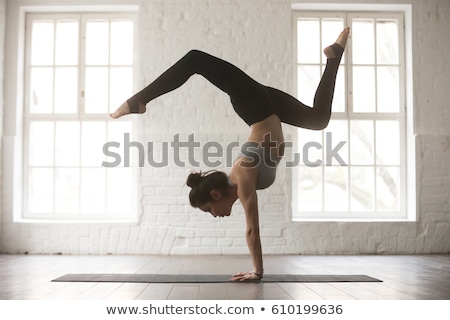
[186,172,203,188]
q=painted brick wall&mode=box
[0,0,449,255]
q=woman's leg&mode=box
[111,28,349,125]
[269,27,349,130]
[111,50,268,119]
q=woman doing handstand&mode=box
[111,28,350,281]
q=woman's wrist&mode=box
[251,270,263,278]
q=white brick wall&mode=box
[1,0,449,255]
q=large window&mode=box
[292,11,412,221]
[24,13,136,221]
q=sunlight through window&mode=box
[293,12,407,220]
[25,13,136,220]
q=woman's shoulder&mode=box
[230,158,258,187]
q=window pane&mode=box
[298,166,322,212]
[324,166,348,211]
[29,121,54,166]
[109,67,132,113]
[110,20,133,65]
[297,19,320,64]
[30,67,53,113]
[377,20,399,65]
[325,120,348,166]
[86,20,109,65]
[352,19,375,64]
[81,122,106,166]
[351,167,374,211]
[321,18,345,62]
[353,66,375,112]
[376,166,400,211]
[29,168,54,213]
[85,67,108,113]
[107,168,132,214]
[333,66,346,113]
[297,65,321,107]
[55,168,79,214]
[298,127,322,166]
[31,21,54,65]
[81,168,105,213]
[350,120,374,165]
[376,121,400,165]
[108,121,132,168]
[55,121,80,166]
[377,66,400,113]
[108,121,132,141]
[55,20,78,65]
[54,67,78,113]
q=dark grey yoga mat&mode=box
[52,274,382,283]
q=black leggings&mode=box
[127,46,344,129]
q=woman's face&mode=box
[199,190,234,218]
[199,200,232,218]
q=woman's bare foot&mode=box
[323,27,350,59]
[110,101,146,119]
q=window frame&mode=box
[291,8,415,222]
[21,11,139,222]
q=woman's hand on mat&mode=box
[229,271,262,281]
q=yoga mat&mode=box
[52,274,382,283]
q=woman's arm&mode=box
[242,187,264,276]
[229,164,263,281]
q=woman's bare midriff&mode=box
[247,114,285,159]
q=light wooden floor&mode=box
[0,254,449,300]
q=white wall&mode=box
[0,0,4,243]
[1,0,449,255]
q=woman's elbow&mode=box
[246,227,260,238]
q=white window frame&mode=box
[291,4,416,222]
[4,5,140,224]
